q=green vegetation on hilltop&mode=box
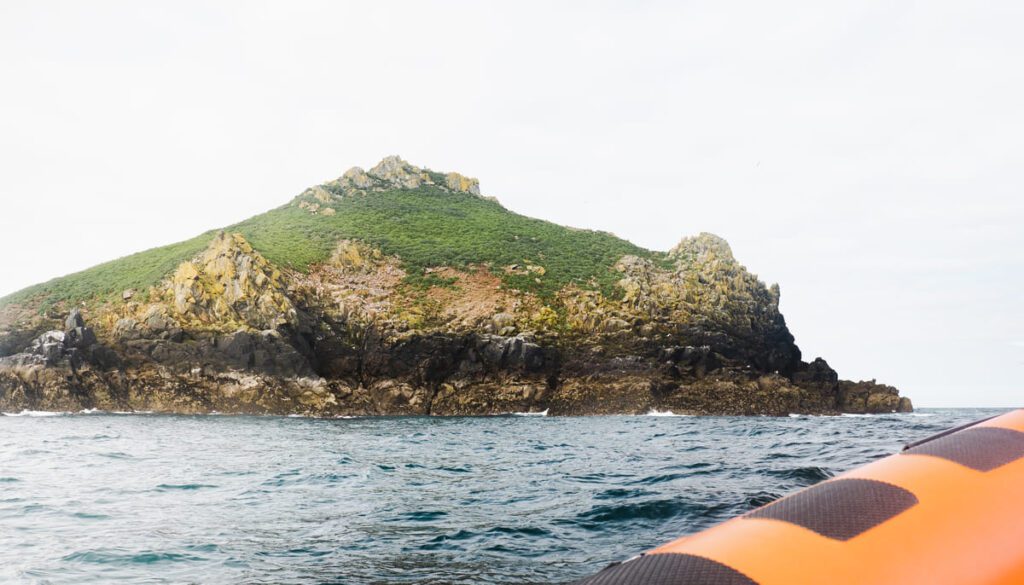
[1,234,216,310]
[1,181,659,309]
[233,187,657,297]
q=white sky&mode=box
[1,1,1021,407]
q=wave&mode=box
[391,510,448,522]
[628,472,691,485]
[790,412,889,418]
[486,525,551,537]
[80,409,154,415]
[572,498,702,526]
[511,409,548,417]
[81,409,154,416]
[2,410,68,417]
[63,549,205,564]
[647,409,689,417]
[156,483,218,491]
[764,466,833,483]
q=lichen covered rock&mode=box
[162,232,298,331]
[445,172,480,195]
[294,156,488,215]
[368,155,423,190]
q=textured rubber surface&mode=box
[745,478,917,540]
[902,415,997,450]
[903,427,1024,472]
[573,553,759,585]
[585,411,1024,585]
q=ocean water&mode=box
[0,408,1006,584]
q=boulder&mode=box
[491,313,516,330]
[897,396,914,413]
[310,186,333,203]
[341,166,373,189]
[368,155,422,190]
[141,305,173,333]
[63,309,96,349]
[65,308,85,331]
[445,172,481,195]
[65,326,97,349]
[113,318,141,340]
[29,331,65,364]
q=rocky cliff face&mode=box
[0,158,911,416]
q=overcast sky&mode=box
[1,1,1021,407]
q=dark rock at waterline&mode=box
[0,307,911,416]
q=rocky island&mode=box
[0,157,911,416]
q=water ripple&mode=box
[0,408,1000,584]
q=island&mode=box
[0,157,911,416]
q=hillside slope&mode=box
[2,156,651,308]
[0,157,910,416]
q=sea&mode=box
[0,407,1005,584]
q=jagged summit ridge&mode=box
[303,155,480,202]
[294,156,485,215]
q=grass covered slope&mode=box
[1,234,217,310]
[0,157,656,309]
[232,187,655,297]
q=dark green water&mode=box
[0,408,1003,584]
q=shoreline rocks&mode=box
[0,308,909,416]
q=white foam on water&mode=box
[840,413,874,418]
[2,410,68,417]
[511,409,549,417]
[646,409,689,417]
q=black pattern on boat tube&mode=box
[573,553,759,585]
[744,478,918,541]
[902,427,1024,471]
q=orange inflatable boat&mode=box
[575,409,1024,585]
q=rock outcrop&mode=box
[293,155,487,214]
[155,231,299,332]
